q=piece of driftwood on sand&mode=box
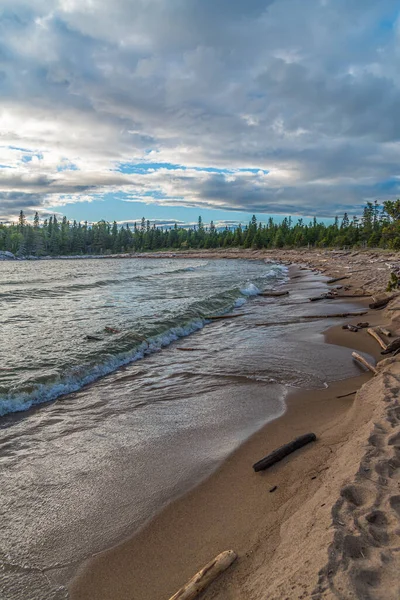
[253,433,317,472]
[337,390,357,399]
[369,296,394,310]
[342,324,359,332]
[327,276,350,284]
[352,351,378,375]
[168,550,237,600]
[259,290,289,297]
[367,328,388,350]
[377,326,391,337]
[309,294,335,302]
[381,337,400,355]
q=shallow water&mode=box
[0,259,367,599]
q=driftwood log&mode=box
[342,324,359,332]
[259,290,289,297]
[381,337,400,355]
[367,328,388,350]
[352,351,378,375]
[357,322,369,328]
[377,326,391,337]
[253,433,317,472]
[309,294,335,302]
[369,296,393,310]
[168,550,237,600]
[327,276,350,284]
[337,390,357,399]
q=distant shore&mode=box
[70,252,400,600]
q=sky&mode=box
[0,0,400,226]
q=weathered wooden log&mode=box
[381,337,400,355]
[169,550,237,600]
[352,351,378,375]
[327,276,350,284]
[309,293,336,302]
[253,433,317,472]
[367,328,388,350]
[207,314,244,320]
[357,322,369,328]
[342,324,359,332]
[337,390,357,399]
[377,326,391,337]
[369,296,394,310]
[259,290,289,297]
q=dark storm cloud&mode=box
[0,0,399,218]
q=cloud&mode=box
[0,0,399,219]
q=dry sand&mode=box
[70,250,400,600]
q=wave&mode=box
[0,264,288,418]
[0,264,205,301]
[0,319,206,417]
[240,283,261,296]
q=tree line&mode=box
[1,200,400,257]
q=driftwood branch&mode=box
[337,391,357,399]
[367,328,388,350]
[327,276,350,284]
[253,433,317,472]
[381,337,400,355]
[377,326,391,337]
[369,296,394,310]
[342,324,359,332]
[169,550,237,600]
[352,351,378,375]
[259,290,289,297]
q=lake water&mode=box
[0,258,365,599]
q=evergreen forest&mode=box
[2,200,400,257]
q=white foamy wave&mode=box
[240,283,260,296]
[234,297,247,308]
[0,319,205,418]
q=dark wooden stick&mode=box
[369,296,394,310]
[259,290,289,297]
[336,391,357,399]
[342,324,359,332]
[253,433,317,472]
[327,276,350,284]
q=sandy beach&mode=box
[69,250,400,600]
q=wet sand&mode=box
[70,262,399,599]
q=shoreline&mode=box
[70,259,399,600]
